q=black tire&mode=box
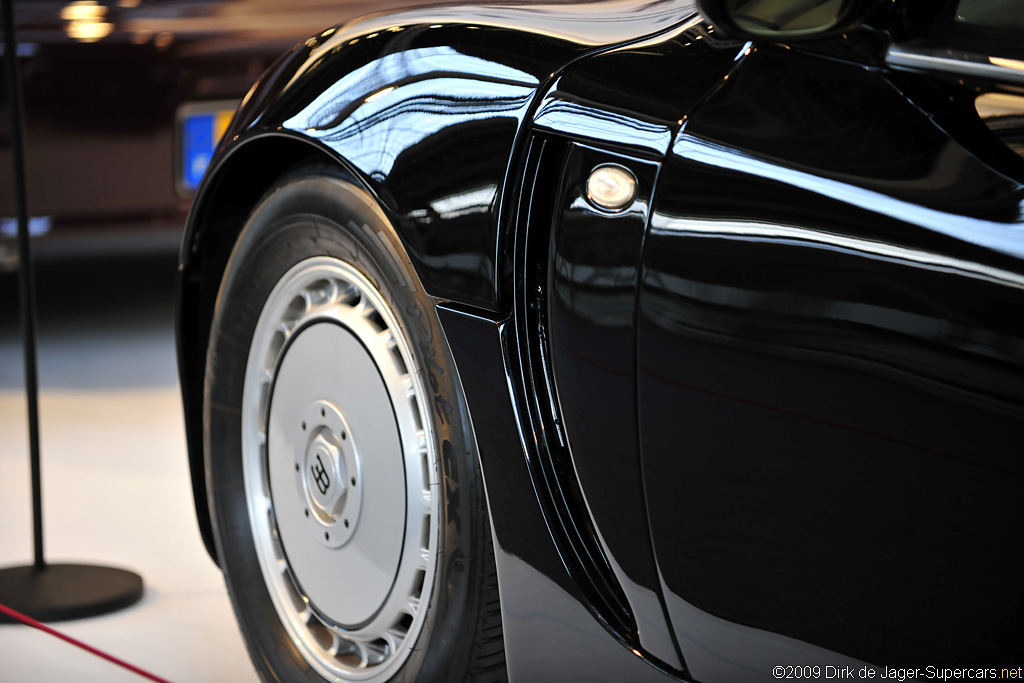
[204,166,505,683]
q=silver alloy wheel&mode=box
[242,256,438,682]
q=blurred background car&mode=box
[0,0,458,270]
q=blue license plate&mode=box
[179,102,237,193]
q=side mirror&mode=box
[697,0,878,41]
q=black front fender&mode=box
[176,0,697,564]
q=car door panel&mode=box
[639,45,1024,678]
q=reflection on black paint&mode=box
[675,134,1024,258]
[279,42,539,307]
[640,44,1024,671]
[289,47,537,178]
[535,98,674,154]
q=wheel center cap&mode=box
[298,400,362,548]
[306,435,345,517]
[264,318,409,629]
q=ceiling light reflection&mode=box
[990,56,1024,72]
[364,86,395,103]
[62,1,112,42]
[61,1,104,21]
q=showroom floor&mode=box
[0,254,258,682]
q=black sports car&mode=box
[174,0,1024,680]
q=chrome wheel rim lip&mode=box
[242,256,438,682]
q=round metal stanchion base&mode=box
[0,564,143,623]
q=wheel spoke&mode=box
[355,640,371,668]
[328,632,342,657]
[382,630,402,654]
[366,639,389,666]
[332,634,360,663]
[354,298,372,319]
[333,280,357,306]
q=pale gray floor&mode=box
[0,255,259,683]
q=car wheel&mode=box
[204,167,504,682]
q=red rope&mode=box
[0,602,177,683]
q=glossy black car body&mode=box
[176,0,1024,679]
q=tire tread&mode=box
[465,517,506,683]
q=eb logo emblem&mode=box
[311,453,331,496]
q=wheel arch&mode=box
[176,132,372,563]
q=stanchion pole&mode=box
[3,0,44,573]
[0,0,144,622]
